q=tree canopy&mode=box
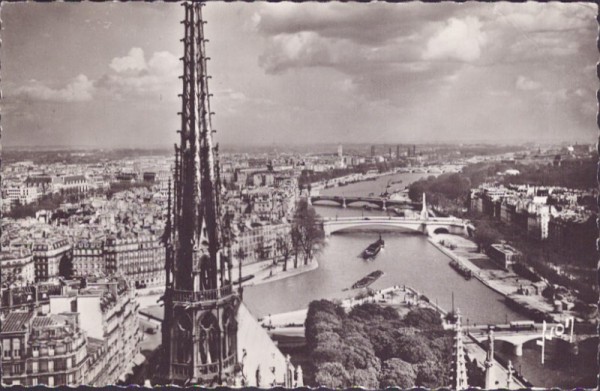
[292,199,325,264]
[306,300,452,388]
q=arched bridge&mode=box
[309,195,421,210]
[469,329,546,356]
[467,325,596,356]
[322,216,469,236]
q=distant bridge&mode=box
[309,195,421,210]
[322,216,469,236]
[466,325,596,356]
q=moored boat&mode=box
[449,260,472,280]
[362,235,385,259]
[350,270,384,289]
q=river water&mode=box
[244,171,525,324]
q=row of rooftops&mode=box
[2,310,80,338]
[24,175,88,185]
[472,183,595,216]
[1,275,133,313]
[2,187,168,251]
[0,248,33,262]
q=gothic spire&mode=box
[173,1,228,292]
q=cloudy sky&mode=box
[1,1,597,148]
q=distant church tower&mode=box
[161,2,240,385]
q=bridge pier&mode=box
[382,200,386,211]
[513,343,523,356]
[342,197,346,208]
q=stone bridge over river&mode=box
[322,215,470,236]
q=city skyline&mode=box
[1,2,597,148]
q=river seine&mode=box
[244,171,525,324]
[242,170,597,387]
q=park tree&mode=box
[291,225,302,268]
[275,233,293,272]
[394,334,435,364]
[416,359,450,387]
[234,247,247,284]
[403,307,443,329]
[351,368,380,389]
[473,220,502,252]
[368,324,400,361]
[379,358,417,389]
[306,299,453,388]
[314,362,351,388]
[350,302,401,322]
[292,199,325,265]
[340,331,380,371]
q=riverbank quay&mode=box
[311,164,464,194]
[132,258,318,312]
[429,233,575,324]
[238,257,319,288]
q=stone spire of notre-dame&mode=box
[452,308,469,390]
[484,328,496,389]
[160,1,240,385]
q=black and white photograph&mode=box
[0,1,599,388]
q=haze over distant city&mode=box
[1,2,597,148]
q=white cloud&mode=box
[109,47,147,73]
[15,74,95,102]
[422,17,487,62]
[510,34,580,59]
[259,31,339,73]
[99,49,180,98]
[515,75,541,91]
[492,2,593,32]
[148,51,179,77]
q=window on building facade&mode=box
[48,360,54,372]
[3,339,11,359]
[33,346,39,357]
[31,378,38,386]
[47,376,54,387]
[12,338,20,358]
[32,361,38,373]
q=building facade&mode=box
[73,237,106,279]
[233,223,291,265]
[32,237,72,282]
[49,277,142,385]
[1,311,88,386]
[488,243,523,269]
[104,234,165,287]
[1,277,142,387]
[1,249,35,287]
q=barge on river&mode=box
[362,236,385,259]
[449,260,472,280]
[351,270,384,289]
